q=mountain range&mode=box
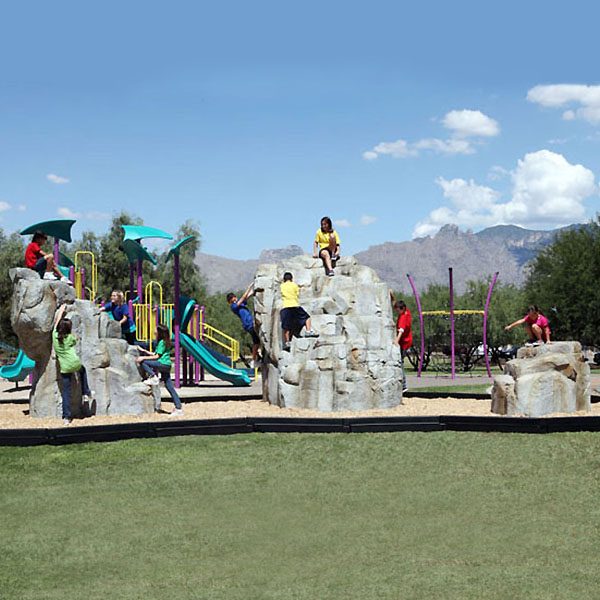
[196,224,574,295]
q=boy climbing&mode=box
[227,283,261,367]
[280,272,318,351]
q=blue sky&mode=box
[1,1,599,258]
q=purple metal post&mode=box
[199,305,205,381]
[81,268,86,300]
[173,253,181,388]
[129,264,135,299]
[69,266,75,287]
[53,238,59,265]
[194,304,200,384]
[483,272,500,378]
[407,274,426,378]
[136,258,143,302]
[449,267,456,380]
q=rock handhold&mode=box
[254,256,403,411]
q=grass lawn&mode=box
[2,432,600,599]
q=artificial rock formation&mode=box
[10,268,157,418]
[254,256,403,411]
[491,341,591,417]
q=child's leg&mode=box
[79,366,92,397]
[319,249,333,272]
[160,368,182,409]
[283,329,290,343]
[524,323,535,341]
[141,360,160,377]
[531,324,543,341]
[60,373,73,420]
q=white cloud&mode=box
[57,207,80,219]
[413,150,596,237]
[360,214,377,226]
[363,108,498,160]
[47,173,70,184]
[0,201,11,212]
[442,109,500,138]
[17,204,26,211]
[527,84,600,124]
[335,219,352,228]
[487,165,509,181]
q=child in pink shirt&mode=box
[505,305,551,344]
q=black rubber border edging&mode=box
[3,415,600,446]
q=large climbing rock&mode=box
[491,341,591,417]
[10,268,157,418]
[254,256,403,411]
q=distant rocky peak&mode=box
[435,224,462,237]
[258,245,305,263]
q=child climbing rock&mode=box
[280,272,318,350]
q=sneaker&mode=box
[283,343,291,352]
[402,386,409,393]
[146,375,160,385]
[63,418,72,426]
[326,270,335,277]
[43,272,55,280]
[82,390,96,403]
[304,330,320,338]
[169,408,184,417]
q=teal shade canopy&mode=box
[122,225,173,242]
[121,239,158,265]
[167,235,195,260]
[58,252,75,268]
[20,220,76,243]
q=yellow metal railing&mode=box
[75,251,97,301]
[201,322,240,366]
[422,309,485,316]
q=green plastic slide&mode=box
[179,333,251,386]
[0,350,35,382]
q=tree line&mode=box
[1,213,598,359]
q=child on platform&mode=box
[280,272,318,350]
[100,290,137,344]
[53,304,95,425]
[227,283,261,367]
[313,216,341,277]
[505,305,551,344]
[25,232,68,281]
[136,324,183,416]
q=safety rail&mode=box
[202,322,240,366]
[422,309,485,316]
[74,251,97,301]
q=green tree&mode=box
[525,217,600,345]
[0,230,26,345]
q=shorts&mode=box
[34,257,47,277]
[280,306,310,332]
[244,327,260,346]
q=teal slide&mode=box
[0,350,35,382]
[179,332,251,386]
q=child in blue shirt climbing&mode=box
[100,290,136,344]
[227,283,260,367]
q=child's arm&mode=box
[505,317,526,331]
[313,240,319,258]
[53,304,67,328]
[239,283,254,303]
[136,353,159,363]
[544,326,551,342]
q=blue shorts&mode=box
[280,307,310,332]
[34,257,47,277]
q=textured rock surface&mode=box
[254,256,403,411]
[491,341,590,417]
[10,268,157,418]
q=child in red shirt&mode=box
[24,232,67,281]
[394,300,412,392]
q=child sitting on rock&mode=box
[313,216,340,277]
[25,232,69,281]
[280,272,318,351]
[505,305,551,345]
[53,304,95,425]
[136,324,183,417]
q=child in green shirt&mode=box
[53,304,94,425]
[136,324,183,416]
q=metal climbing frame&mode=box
[407,269,499,379]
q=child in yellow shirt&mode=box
[280,272,319,350]
[313,216,340,277]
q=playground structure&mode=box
[407,268,499,379]
[7,219,253,390]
